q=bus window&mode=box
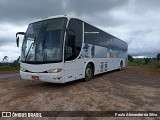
[65,19,82,61]
[65,30,76,61]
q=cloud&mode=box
[0,23,27,46]
[0,0,66,23]
[132,0,160,13]
[0,0,131,25]
[0,43,20,62]
[0,22,26,61]
[65,0,129,15]
[0,0,160,61]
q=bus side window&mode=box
[65,30,76,61]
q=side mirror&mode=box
[16,32,25,47]
[16,32,25,37]
[16,37,19,47]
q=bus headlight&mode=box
[20,67,27,72]
[47,68,62,73]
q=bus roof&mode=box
[30,15,73,24]
[30,15,127,45]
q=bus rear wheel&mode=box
[85,64,94,81]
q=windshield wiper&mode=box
[25,37,36,62]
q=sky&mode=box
[0,0,160,62]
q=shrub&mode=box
[0,63,20,71]
[0,66,11,70]
[144,58,151,64]
[128,54,134,62]
[157,53,160,61]
[150,60,160,68]
[154,61,160,68]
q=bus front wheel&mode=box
[85,64,94,81]
[119,61,123,70]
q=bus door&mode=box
[64,19,84,82]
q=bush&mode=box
[128,59,145,66]
[0,66,11,70]
[0,63,20,71]
[157,53,160,61]
[153,61,160,68]
[128,54,134,62]
[144,58,151,64]
[128,57,160,68]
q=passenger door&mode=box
[64,19,84,82]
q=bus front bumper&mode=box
[20,71,65,83]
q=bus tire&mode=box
[85,64,94,81]
[119,61,123,70]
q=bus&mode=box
[16,15,128,83]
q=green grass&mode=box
[0,63,20,71]
[149,60,160,68]
[128,59,160,68]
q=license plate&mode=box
[32,76,39,80]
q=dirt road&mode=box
[0,66,160,119]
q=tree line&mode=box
[128,53,160,68]
[0,56,20,71]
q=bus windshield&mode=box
[21,18,67,63]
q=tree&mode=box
[157,53,160,61]
[16,56,20,63]
[14,56,20,63]
[128,54,134,62]
[144,57,150,64]
[2,56,8,63]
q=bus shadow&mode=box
[28,78,84,89]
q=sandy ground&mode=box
[0,70,19,75]
[0,66,160,120]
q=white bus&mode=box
[16,15,128,83]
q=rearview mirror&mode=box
[16,32,25,37]
[16,37,19,47]
[16,32,25,47]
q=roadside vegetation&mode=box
[128,53,160,68]
[0,56,20,71]
[0,63,20,71]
